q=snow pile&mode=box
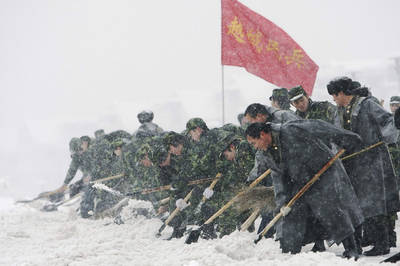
[0,199,396,266]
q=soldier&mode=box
[203,131,255,237]
[388,96,400,248]
[269,88,291,110]
[245,121,364,259]
[68,135,93,197]
[237,113,245,127]
[327,76,400,256]
[133,110,164,138]
[288,85,337,124]
[243,103,299,127]
[53,137,85,200]
[94,129,105,139]
[390,96,400,114]
[243,103,299,236]
[130,142,164,205]
[389,96,400,180]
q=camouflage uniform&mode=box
[288,85,338,124]
[63,138,83,185]
[184,118,220,209]
[130,142,165,204]
[210,132,255,236]
[269,88,291,110]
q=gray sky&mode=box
[1,0,400,196]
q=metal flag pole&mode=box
[220,0,225,126]
[221,64,225,125]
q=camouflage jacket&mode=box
[215,139,255,199]
[295,99,338,124]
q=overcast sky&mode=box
[1,0,400,197]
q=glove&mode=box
[175,198,189,210]
[280,205,291,217]
[203,188,214,199]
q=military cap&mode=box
[80,135,91,143]
[237,113,244,124]
[148,144,169,165]
[186,117,208,131]
[288,85,306,101]
[269,88,289,100]
[390,96,400,104]
[135,143,152,160]
[395,107,400,129]
[163,131,185,147]
[137,110,154,124]
[69,137,81,153]
[111,138,124,149]
[216,131,241,158]
[94,129,105,138]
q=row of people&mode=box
[52,76,400,260]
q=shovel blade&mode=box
[41,204,58,212]
[185,229,201,244]
[381,251,400,263]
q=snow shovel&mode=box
[185,169,271,244]
[15,187,71,204]
[156,189,194,237]
[128,177,214,196]
[381,251,400,263]
[240,208,260,232]
[89,173,124,184]
[41,192,82,212]
[254,149,345,244]
[340,141,384,161]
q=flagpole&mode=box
[221,0,225,126]
[221,65,225,125]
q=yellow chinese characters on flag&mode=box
[221,0,318,95]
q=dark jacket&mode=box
[262,120,364,245]
[336,96,400,218]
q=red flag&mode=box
[221,0,318,95]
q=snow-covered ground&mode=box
[0,197,396,266]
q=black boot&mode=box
[364,215,390,256]
[364,245,390,256]
[311,239,326,253]
[354,226,363,255]
[389,213,397,248]
[342,235,360,261]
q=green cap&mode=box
[149,145,169,165]
[288,85,306,101]
[135,143,151,161]
[390,96,400,104]
[216,131,241,158]
[269,88,288,101]
[111,138,124,149]
[69,137,81,153]
[186,118,208,131]
[163,131,185,146]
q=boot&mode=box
[389,213,397,248]
[311,240,326,253]
[364,245,389,256]
[342,235,360,261]
[354,226,363,254]
[363,215,390,256]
